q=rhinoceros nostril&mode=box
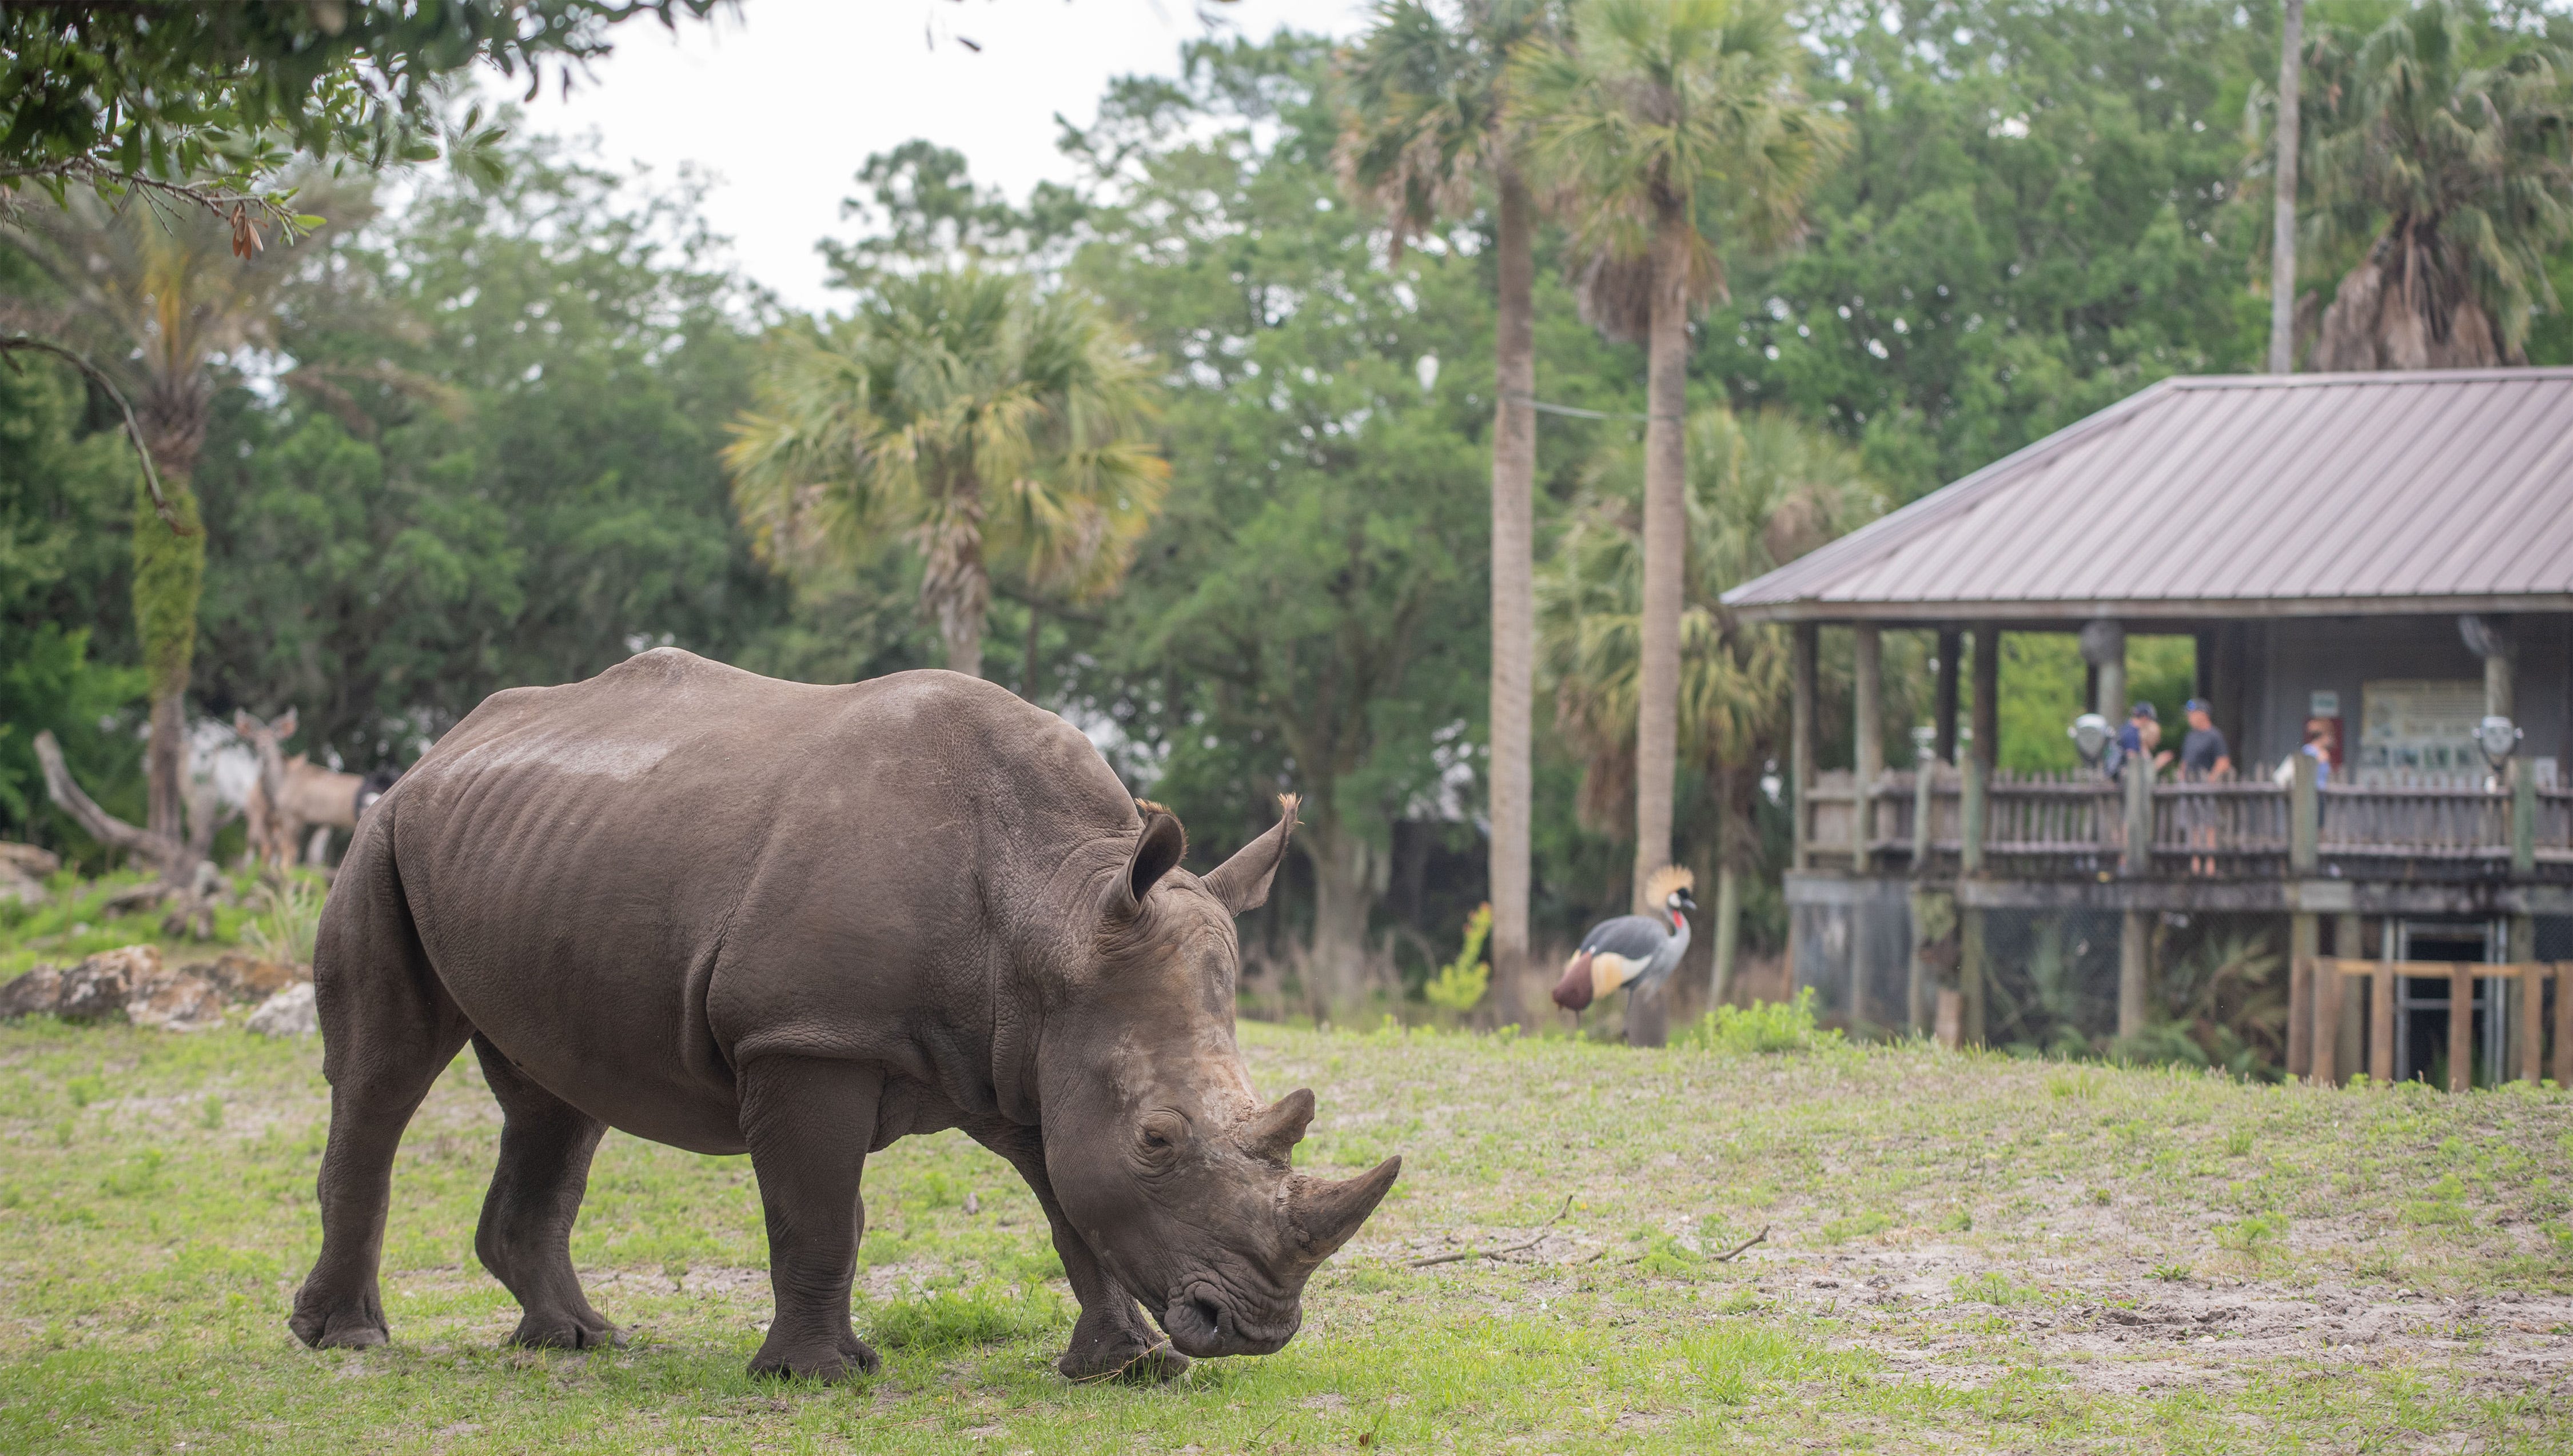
[1190,1296,1225,1339]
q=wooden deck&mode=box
[1801,765,2573,886]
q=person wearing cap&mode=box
[2177,700,2231,779]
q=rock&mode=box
[0,841,58,905]
[58,944,161,1022]
[248,982,318,1038]
[0,963,63,1018]
[185,952,304,1003]
[128,971,227,1032]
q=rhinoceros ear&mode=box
[1203,793,1299,917]
[1107,800,1189,919]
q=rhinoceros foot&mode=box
[1058,1338,1191,1383]
[288,1292,389,1351]
[747,1329,880,1383]
[510,1310,623,1351]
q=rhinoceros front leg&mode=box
[966,1122,1189,1383]
[738,1056,883,1382]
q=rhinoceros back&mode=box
[357,648,1129,1153]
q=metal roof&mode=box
[1722,369,2573,624]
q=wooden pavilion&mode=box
[1720,369,2573,1087]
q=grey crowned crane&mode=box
[1551,866,1695,1012]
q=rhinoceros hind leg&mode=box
[961,1122,1190,1383]
[289,824,472,1353]
[740,1056,883,1382]
[469,1034,620,1350]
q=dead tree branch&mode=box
[0,336,188,534]
[33,729,194,879]
[1710,1227,1770,1263]
[1406,1194,1575,1268]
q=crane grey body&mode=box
[1551,867,1698,1011]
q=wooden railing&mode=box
[2294,958,2573,1090]
[1800,763,2573,881]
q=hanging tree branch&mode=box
[0,334,190,535]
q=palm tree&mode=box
[1510,0,1842,924]
[4,176,368,840]
[1337,0,1552,1022]
[1541,406,1881,1025]
[2303,0,2573,370]
[725,270,1170,680]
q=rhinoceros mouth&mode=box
[1156,1279,1299,1358]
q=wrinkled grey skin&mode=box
[287,649,1399,1382]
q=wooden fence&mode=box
[2295,957,2572,1091]
[1800,762,2573,881]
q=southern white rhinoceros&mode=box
[288,648,1399,1381]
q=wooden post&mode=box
[1957,625,1997,1054]
[2511,912,2538,1082]
[2555,963,2572,1087]
[1854,624,1883,862]
[2520,960,2545,1086]
[2370,948,2396,1085]
[1934,628,1962,765]
[2335,913,2365,1080]
[2084,619,2126,720]
[2122,757,2153,875]
[2513,761,2538,876]
[1908,752,1936,1036]
[1959,900,1986,1048]
[2118,909,2149,1040]
[1791,623,1817,872]
[2288,916,2319,1078]
[2448,963,2474,1092]
[1970,625,1999,782]
[1961,755,1986,876]
[2313,957,2343,1086]
[2289,751,2319,873]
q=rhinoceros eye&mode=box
[1138,1110,1187,1162]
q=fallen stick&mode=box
[1711,1227,1771,1263]
[1406,1194,1574,1268]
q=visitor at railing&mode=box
[2110,701,2159,780]
[2271,718,2335,788]
[2176,699,2232,873]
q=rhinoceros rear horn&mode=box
[1204,793,1299,916]
[1238,1087,1315,1163]
[1286,1155,1400,1265]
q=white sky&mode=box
[504,0,1371,311]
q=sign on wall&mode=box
[2357,679,2486,784]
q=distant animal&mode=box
[233,709,369,868]
[1552,865,1697,1012]
[290,649,1399,1383]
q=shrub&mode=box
[1678,988,1845,1055]
[1422,903,1491,1013]
[242,871,326,966]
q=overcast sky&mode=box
[504,0,1370,311]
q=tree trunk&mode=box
[922,510,990,677]
[1488,165,1538,1028]
[2312,227,2514,372]
[2268,0,2303,374]
[133,428,205,843]
[1631,206,1689,919]
[1304,812,1381,1018]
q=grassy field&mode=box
[1,1015,2568,1453]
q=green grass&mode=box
[1,1019,2569,1451]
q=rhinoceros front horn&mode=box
[1286,1156,1401,1266]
